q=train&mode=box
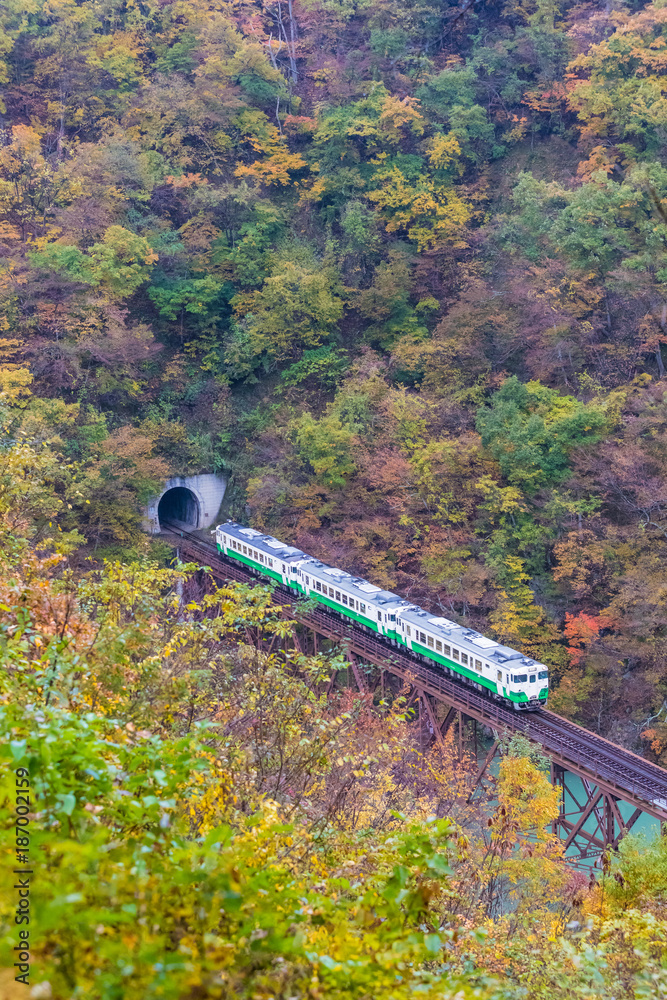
[215,520,549,710]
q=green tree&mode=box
[30,226,158,300]
[228,261,344,375]
[294,411,358,488]
[476,376,606,494]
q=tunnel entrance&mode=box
[158,486,200,529]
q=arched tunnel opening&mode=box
[158,487,200,530]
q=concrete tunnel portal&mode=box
[157,486,200,529]
[144,474,228,535]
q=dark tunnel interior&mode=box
[158,487,199,529]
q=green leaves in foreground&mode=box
[0,699,490,1000]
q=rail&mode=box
[163,521,667,824]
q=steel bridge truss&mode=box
[550,765,644,861]
[318,655,650,865]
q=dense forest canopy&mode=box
[2,0,667,752]
[3,0,667,994]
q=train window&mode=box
[268,559,273,567]
[461,653,468,665]
[335,591,341,601]
[417,631,424,643]
[405,625,411,636]
[427,636,434,648]
[513,674,528,683]
[316,581,321,591]
[497,671,502,682]
[529,675,536,683]
[379,612,383,622]
[360,603,366,613]
[342,594,348,605]
[475,659,482,671]
[453,649,460,661]
[329,587,334,597]
[436,640,442,652]
[243,545,248,555]
[356,601,360,610]
[444,644,450,656]
[390,615,396,622]
[538,670,549,679]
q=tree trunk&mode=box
[287,0,298,83]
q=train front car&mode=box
[395,607,548,710]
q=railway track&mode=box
[163,521,667,823]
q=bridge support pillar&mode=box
[348,653,366,695]
[418,690,447,751]
[417,692,468,753]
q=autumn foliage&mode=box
[1,0,667,992]
[1,450,667,997]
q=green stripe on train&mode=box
[309,591,383,632]
[217,546,283,583]
[409,640,502,696]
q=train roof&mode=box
[399,606,541,666]
[220,521,305,562]
[300,558,408,608]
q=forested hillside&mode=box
[3,0,667,753]
[2,0,667,993]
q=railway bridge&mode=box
[163,522,667,865]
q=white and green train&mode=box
[215,521,549,710]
